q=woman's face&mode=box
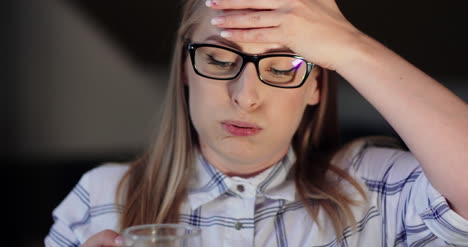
[185,10,321,176]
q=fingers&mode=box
[206,0,284,10]
[81,230,122,247]
[207,0,290,44]
[212,10,282,29]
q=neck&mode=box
[199,143,289,178]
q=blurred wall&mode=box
[13,0,167,160]
[2,2,16,158]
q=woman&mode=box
[45,0,468,246]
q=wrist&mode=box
[334,32,383,74]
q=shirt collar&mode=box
[187,148,297,210]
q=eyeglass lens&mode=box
[194,46,308,87]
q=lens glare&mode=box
[259,57,306,86]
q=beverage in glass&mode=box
[122,224,201,247]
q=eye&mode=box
[267,67,295,76]
[207,55,236,68]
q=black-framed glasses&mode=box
[185,41,315,88]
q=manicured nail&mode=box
[114,236,123,246]
[211,17,224,25]
[220,31,232,38]
[205,0,220,7]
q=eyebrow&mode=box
[204,35,294,54]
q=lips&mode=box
[222,120,262,136]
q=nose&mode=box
[230,63,262,112]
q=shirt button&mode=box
[236,184,245,192]
[234,222,243,230]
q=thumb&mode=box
[81,229,123,247]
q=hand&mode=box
[207,0,369,71]
[81,230,123,247]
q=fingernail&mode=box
[205,0,220,7]
[211,17,224,25]
[114,236,123,246]
[220,31,232,38]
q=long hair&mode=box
[117,0,366,238]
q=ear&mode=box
[306,67,323,106]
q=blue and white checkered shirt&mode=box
[45,146,468,246]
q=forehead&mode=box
[191,9,288,54]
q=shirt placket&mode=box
[222,180,256,247]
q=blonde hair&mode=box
[117,0,366,238]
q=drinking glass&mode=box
[122,224,201,247]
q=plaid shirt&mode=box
[45,147,468,246]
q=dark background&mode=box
[3,1,467,246]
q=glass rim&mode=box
[122,223,201,242]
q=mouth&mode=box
[221,120,262,137]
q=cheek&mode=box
[188,78,208,125]
[271,89,311,133]
[186,60,207,112]
[186,71,228,133]
[188,81,212,144]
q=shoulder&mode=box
[78,163,129,202]
[58,163,129,209]
[81,163,129,185]
[49,163,129,243]
[333,137,421,180]
[353,145,416,172]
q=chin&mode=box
[222,146,273,164]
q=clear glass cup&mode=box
[122,224,201,247]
